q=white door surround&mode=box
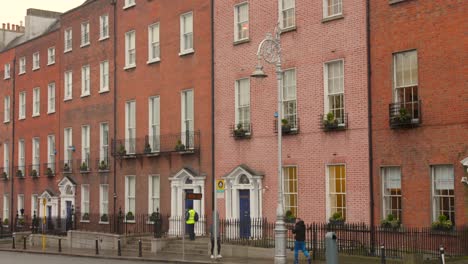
[224,165,263,220]
[58,176,76,217]
[38,189,59,219]
[168,167,206,236]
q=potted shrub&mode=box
[175,140,186,152]
[144,143,152,154]
[392,108,411,125]
[100,214,108,222]
[1,171,7,179]
[31,169,38,177]
[149,212,159,222]
[329,211,345,225]
[126,211,135,221]
[80,162,88,172]
[82,213,90,221]
[3,218,9,227]
[281,118,291,133]
[285,210,296,224]
[431,215,453,232]
[63,163,70,172]
[117,144,126,156]
[16,170,23,178]
[323,112,339,129]
[234,123,247,137]
[99,160,108,171]
[46,167,54,177]
[380,214,401,230]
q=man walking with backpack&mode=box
[185,206,198,240]
[292,217,311,264]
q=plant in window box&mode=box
[3,218,9,226]
[126,211,135,221]
[393,108,411,125]
[431,215,453,232]
[328,211,345,226]
[1,172,7,179]
[144,143,152,154]
[117,144,127,156]
[100,214,108,222]
[46,167,54,177]
[31,169,38,177]
[63,163,70,172]
[16,170,24,178]
[82,213,90,221]
[323,112,339,129]
[285,210,296,224]
[281,118,292,133]
[175,140,186,152]
[234,123,247,138]
[80,162,89,172]
[380,214,401,230]
[99,160,108,171]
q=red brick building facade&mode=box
[370,0,468,227]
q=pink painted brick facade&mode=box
[215,0,370,224]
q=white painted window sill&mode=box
[322,14,344,23]
[4,76,10,80]
[80,43,90,48]
[47,62,55,66]
[47,111,55,115]
[81,93,91,98]
[179,49,194,57]
[99,36,109,41]
[64,49,72,54]
[147,58,161,64]
[19,117,25,120]
[32,67,40,71]
[99,221,109,225]
[99,89,110,94]
[4,120,10,124]
[123,4,136,10]
[80,220,90,223]
[18,72,25,76]
[124,65,136,70]
[63,98,72,102]
[32,113,40,118]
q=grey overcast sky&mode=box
[0,0,84,26]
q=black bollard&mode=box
[117,238,121,256]
[12,236,15,249]
[95,239,99,255]
[380,245,386,264]
[58,238,62,252]
[138,239,142,257]
[440,245,445,264]
[23,236,26,250]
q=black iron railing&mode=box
[320,113,348,131]
[43,162,55,177]
[389,100,421,128]
[60,160,73,173]
[14,166,25,178]
[232,122,252,139]
[0,167,9,180]
[96,158,111,171]
[274,117,300,135]
[28,164,40,177]
[77,158,91,173]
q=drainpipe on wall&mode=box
[111,0,118,225]
[366,0,375,255]
[10,57,16,233]
[210,0,215,213]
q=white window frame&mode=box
[17,194,24,216]
[125,30,136,69]
[179,12,194,55]
[148,96,160,153]
[19,57,26,75]
[81,125,90,167]
[323,0,343,18]
[31,194,38,217]
[3,194,9,221]
[4,64,10,79]
[18,139,25,175]
[148,23,160,63]
[235,78,250,133]
[125,175,136,221]
[47,47,55,65]
[99,14,109,40]
[282,68,297,129]
[181,89,194,148]
[47,135,55,172]
[47,83,55,114]
[125,101,136,154]
[100,184,109,222]
[81,184,90,221]
[393,50,419,121]
[4,96,10,123]
[64,28,73,52]
[32,87,40,117]
[3,143,9,178]
[124,0,136,9]
[99,123,109,164]
[81,65,90,97]
[326,164,346,221]
[234,3,249,42]
[64,128,72,162]
[81,22,90,47]
[148,175,160,215]
[283,166,298,217]
[32,137,40,174]
[324,60,345,125]
[32,52,40,70]
[431,165,455,223]
[381,166,402,221]
[64,71,73,100]
[19,92,26,120]
[99,60,109,92]
[279,0,296,30]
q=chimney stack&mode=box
[7,23,10,30]
[2,23,4,30]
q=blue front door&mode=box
[47,205,53,230]
[239,190,251,238]
[185,189,194,234]
[66,201,72,231]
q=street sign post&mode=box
[42,198,46,251]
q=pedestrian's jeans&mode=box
[187,224,195,240]
[210,238,221,255]
[294,241,310,262]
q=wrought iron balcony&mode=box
[78,158,91,173]
[172,131,200,154]
[96,158,111,172]
[43,163,55,177]
[61,160,73,174]
[389,100,421,129]
[274,117,299,135]
[15,165,25,178]
[28,164,40,178]
[232,122,252,139]
[0,167,9,180]
[320,113,348,131]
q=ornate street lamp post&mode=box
[251,24,287,264]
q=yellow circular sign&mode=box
[216,180,225,191]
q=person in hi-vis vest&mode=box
[185,206,198,240]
